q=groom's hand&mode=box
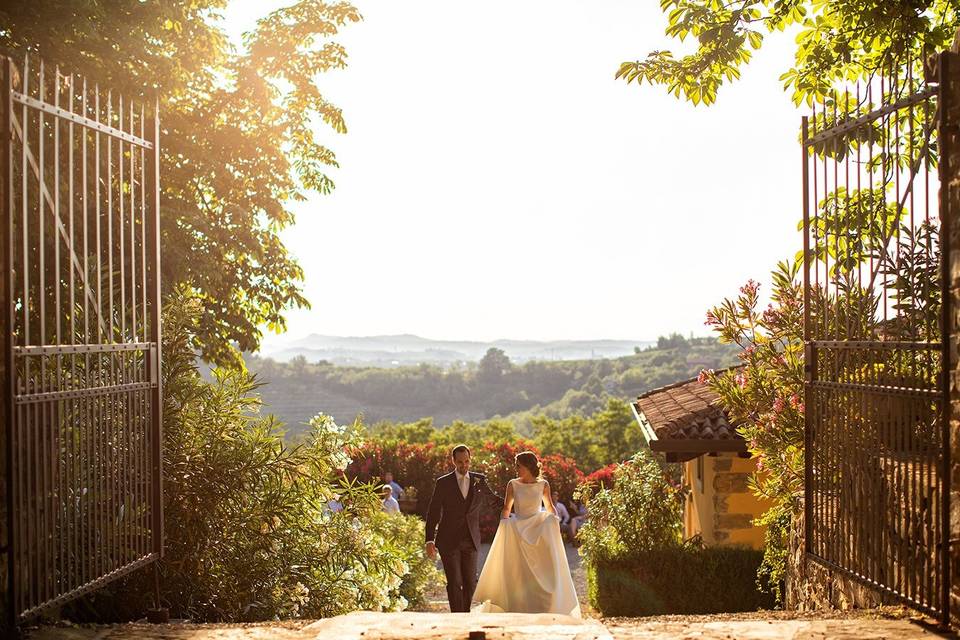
[425,541,436,559]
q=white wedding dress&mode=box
[472,478,581,617]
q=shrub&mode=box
[575,450,682,561]
[344,440,450,518]
[587,544,774,616]
[374,512,443,609]
[68,295,440,622]
[571,450,773,617]
[700,263,804,598]
[582,463,617,490]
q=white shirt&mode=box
[387,480,405,500]
[382,496,400,514]
[555,501,571,524]
[455,471,469,498]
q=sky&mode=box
[222,1,805,345]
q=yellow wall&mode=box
[681,454,768,550]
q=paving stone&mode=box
[604,618,950,640]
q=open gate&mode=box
[0,56,163,628]
[802,54,950,624]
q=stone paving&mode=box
[24,544,958,640]
[26,610,957,640]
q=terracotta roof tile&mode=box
[634,376,743,443]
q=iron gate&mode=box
[0,55,163,627]
[802,54,949,623]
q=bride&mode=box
[472,451,581,617]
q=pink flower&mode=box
[773,396,786,414]
[762,304,777,325]
[735,371,748,388]
[705,311,718,327]
[697,368,713,384]
[789,394,801,408]
[756,455,765,471]
[740,279,760,297]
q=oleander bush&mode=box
[344,440,450,518]
[581,463,618,490]
[67,295,440,622]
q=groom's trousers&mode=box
[439,537,478,612]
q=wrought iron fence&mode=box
[802,54,949,623]
[0,55,163,627]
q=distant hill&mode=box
[258,333,653,368]
[245,334,739,434]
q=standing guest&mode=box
[383,471,405,500]
[552,491,571,534]
[382,485,400,514]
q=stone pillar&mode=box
[942,47,960,621]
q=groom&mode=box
[424,444,502,612]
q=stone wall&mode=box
[684,455,768,549]
[785,503,893,612]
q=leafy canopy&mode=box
[618,0,960,105]
[0,1,361,365]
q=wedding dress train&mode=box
[472,478,581,617]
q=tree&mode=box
[477,347,513,384]
[0,1,362,366]
[532,398,645,472]
[617,0,957,106]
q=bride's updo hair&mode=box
[515,451,541,478]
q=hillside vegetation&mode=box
[246,334,738,437]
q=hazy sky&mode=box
[223,1,804,345]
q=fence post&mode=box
[938,49,960,625]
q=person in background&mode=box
[326,494,344,514]
[568,500,589,540]
[552,491,571,536]
[384,471,405,500]
[382,485,400,514]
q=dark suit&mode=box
[425,471,501,612]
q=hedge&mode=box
[587,545,775,616]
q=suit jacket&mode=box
[425,471,501,553]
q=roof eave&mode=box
[631,402,659,446]
[648,438,748,454]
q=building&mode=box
[631,376,768,549]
